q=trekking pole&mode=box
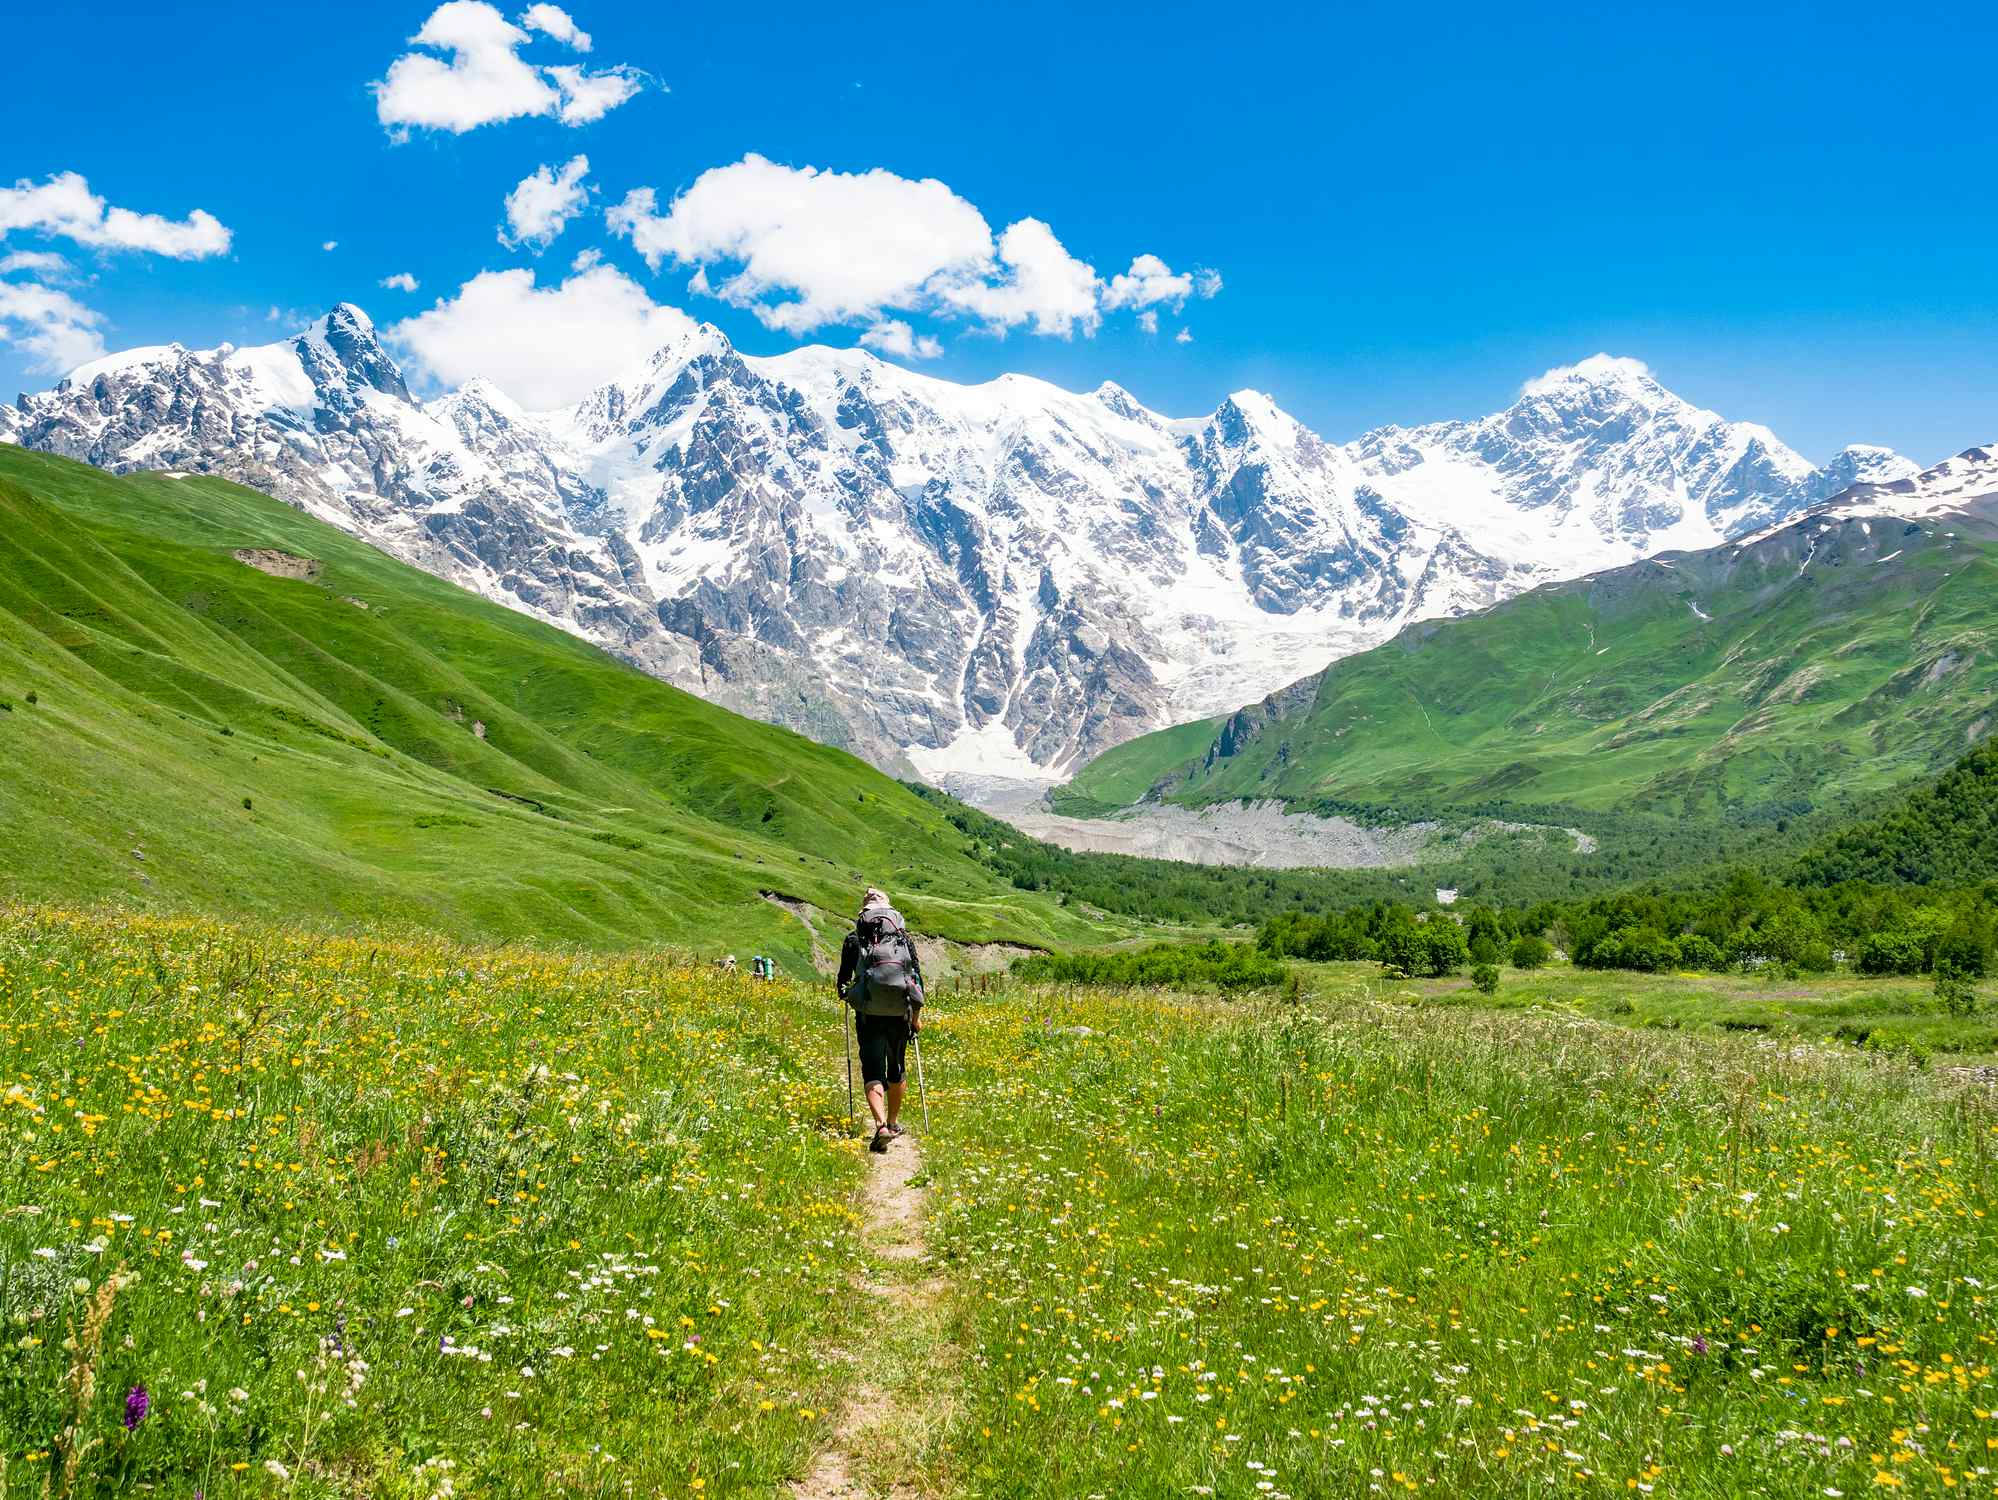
[840,984,856,1134]
[913,1033,930,1132]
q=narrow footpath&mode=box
[791,1127,954,1500]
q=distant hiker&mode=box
[839,887,925,1153]
[719,954,738,976]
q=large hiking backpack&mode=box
[852,905,920,1018]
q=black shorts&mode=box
[855,1013,909,1086]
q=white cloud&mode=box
[520,2,590,48]
[389,263,698,409]
[930,217,1101,338]
[614,154,1134,345]
[380,271,421,292]
[373,2,642,136]
[0,171,230,258]
[1174,327,1192,344]
[0,280,107,373]
[501,155,590,250]
[0,249,74,279]
[609,154,1216,349]
[1103,253,1221,313]
[544,64,640,123]
[1136,309,1157,335]
[609,156,992,333]
[322,240,339,252]
[570,246,602,272]
[1521,353,1652,396]
[859,319,942,361]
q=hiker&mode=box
[838,886,925,1153]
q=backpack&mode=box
[851,905,921,1018]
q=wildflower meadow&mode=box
[922,985,1997,1497]
[2,907,1994,1497]
[0,908,862,1497]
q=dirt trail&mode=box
[791,1126,950,1500]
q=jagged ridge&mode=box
[1,314,1917,777]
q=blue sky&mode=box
[2,0,1993,462]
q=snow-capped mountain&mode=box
[0,311,1919,778]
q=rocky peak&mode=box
[304,303,408,403]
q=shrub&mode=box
[1470,963,1499,995]
[1935,963,1979,1018]
[1857,929,1929,976]
[1586,927,1679,972]
[1468,933,1502,966]
[1419,920,1469,977]
[1936,920,1991,979]
[1510,934,1552,970]
[1014,940,1287,993]
[1675,934,1725,971]
[241,796,253,811]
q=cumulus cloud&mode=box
[380,271,421,292]
[0,171,230,258]
[0,280,107,373]
[501,155,590,250]
[1103,253,1221,313]
[520,2,589,47]
[930,217,1102,337]
[389,263,698,409]
[1136,309,1157,335]
[608,154,1216,352]
[322,240,339,252]
[859,320,942,360]
[608,157,991,333]
[373,2,642,136]
[1174,327,1192,344]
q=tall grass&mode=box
[922,979,1998,1497]
[0,907,861,1496]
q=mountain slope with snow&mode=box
[1,310,1918,776]
[1058,454,1998,822]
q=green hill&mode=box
[1060,505,1998,853]
[1792,739,1998,887]
[0,446,1118,964]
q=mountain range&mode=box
[0,310,1920,778]
[1057,445,1998,828]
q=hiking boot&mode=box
[884,1121,906,1138]
[869,1126,891,1154]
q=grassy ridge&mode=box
[0,447,1116,965]
[1060,507,1998,843]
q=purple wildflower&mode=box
[123,1384,149,1429]
[1691,1336,1709,1354]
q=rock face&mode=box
[2,315,1917,777]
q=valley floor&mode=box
[2,908,1993,1497]
[1343,960,1998,1070]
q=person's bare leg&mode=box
[885,1081,905,1127]
[865,1081,888,1128]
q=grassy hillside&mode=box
[1060,505,1998,837]
[0,446,1116,964]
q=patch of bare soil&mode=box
[790,1130,944,1500]
[232,548,322,582]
